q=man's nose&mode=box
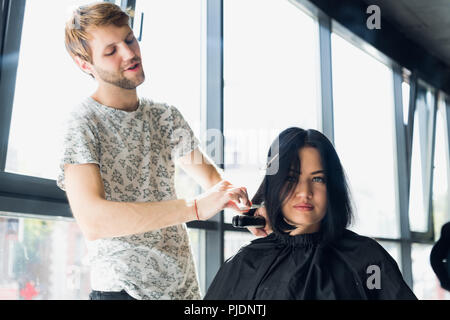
[120,43,136,61]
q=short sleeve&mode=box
[56,113,100,191]
[168,106,200,160]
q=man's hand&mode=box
[247,207,273,237]
[195,180,251,220]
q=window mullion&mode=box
[392,66,413,287]
[445,98,450,215]
[0,0,25,172]
[204,0,224,291]
[423,89,438,239]
[317,14,334,144]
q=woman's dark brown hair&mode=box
[252,127,354,244]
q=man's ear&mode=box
[74,56,94,77]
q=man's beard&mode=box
[94,65,145,89]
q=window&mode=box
[5,0,98,180]
[224,231,255,261]
[223,0,319,223]
[432,97,449,240]
[0,213,206,300]
[0,213,90,300]
[402,81,410,125]
[134,0,203,139]
[187,228,206,295]
[412,243,450,300]
[378,241,401,270]
[133,0,204,200]
[332,33,399,239]
[408,89,435,232]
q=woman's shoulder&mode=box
[334,229,397,265]
[340,229,382,245]
[223,234,281,263]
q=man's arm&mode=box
[64,163,196,241]
[64,162,249,241]
[176,147,273,238]
[175,147,223,190]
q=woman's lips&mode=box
[293,204,314,211]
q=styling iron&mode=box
[232,203,266,228]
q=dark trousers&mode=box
[89,290,137,300]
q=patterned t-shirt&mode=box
[56,97,201,300]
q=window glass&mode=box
[134,0,204,199]
[332,33,399,239]
[409,89,435,232]
[224,231,255,261]
[5,0,98,179]
[0,213,206,300]
[0,213,90,300]
[408,110,426,232]
[134,0,202,138]
[5,0,204,201]
[378,240,401,271]
[432,98,449,241]
[223,0,319,223]
[402,82,410,125]
[187,228,206,296]
[412,243,450,300]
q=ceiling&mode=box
[361,0,450,68]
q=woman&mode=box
[204,127,417,300]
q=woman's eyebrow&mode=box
[288,169,325,175]
[289,169,325,174]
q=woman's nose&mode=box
[294,182,312,198]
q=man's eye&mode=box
[106,48,116,56]
[125,37,135,44]
[312,176,326,183]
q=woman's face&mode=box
[281,147,327,235]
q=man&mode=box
[58,2,254,300]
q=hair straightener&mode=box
[232,203,266,228]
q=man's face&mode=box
[86,24,145,89]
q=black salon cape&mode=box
[204,229,417,300]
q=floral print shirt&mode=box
[57,97,201,300]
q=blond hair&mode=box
[65,2,130,63]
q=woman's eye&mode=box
[312,176,326,183]
[125,37,135,44]
[106,48,116,56]
[287,176,298,183]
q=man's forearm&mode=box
[206,164,223,189]
[85,198,197,241]
[177,147,224,190]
